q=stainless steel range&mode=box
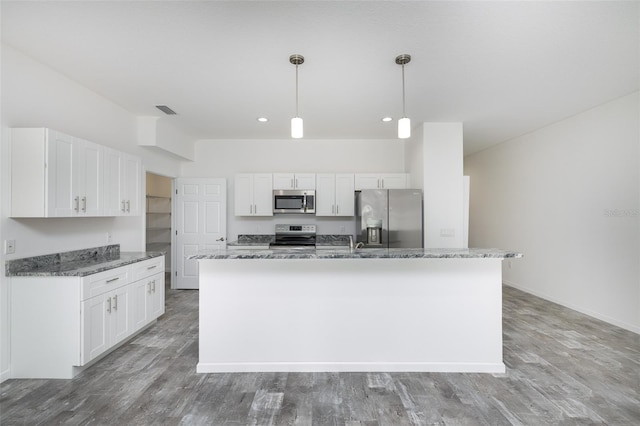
[269,224,316,249]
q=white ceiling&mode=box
[1,1,638,155]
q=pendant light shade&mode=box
[398,117,411,139]
[290,54,304,139]
[396,54,411,139]
[291,117,303,139]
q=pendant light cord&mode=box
[401,64,406,118]
[295,64,299,117]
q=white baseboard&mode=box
[196,361,506,374]
[503,280,640,335]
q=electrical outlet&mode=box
[5,239,16,254]
[440,228,455,237]
[107,232,113,243]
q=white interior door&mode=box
[174,178,227,289]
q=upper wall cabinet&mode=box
[354,173,408,190]
[11,128,104,217]
[272,173,316,190]
[103,148,141,216]
[235,174,273,216]
[315,174,355,217]
[10,128,140,218]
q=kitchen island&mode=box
[191,247,522,374]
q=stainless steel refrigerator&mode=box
[355,189,423,248]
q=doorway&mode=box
[145,173,173,286]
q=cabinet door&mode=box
[110,285,132,345]
[272,173,295,190]
[149,272,165,319]
[335,174,355,216]
[132,279,150,330]
[294,173,316,190]
[380,173,407,189]
[315,174,336,216]
[122,154,141,215]
[252,174,273,216]
[354,174,381,190]
[234,174,253,216]
[46,130,76,217]
[77,140,103,216]
[81,294,109,364]
[103,148,124,216]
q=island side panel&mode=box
[198,257,505,373]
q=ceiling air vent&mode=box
[155,105,177,115]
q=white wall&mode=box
[180,139,406,238]
[422,123,466,248]
[464,92,640,334]
[0,44,183,381]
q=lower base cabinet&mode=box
[10,256,165,379]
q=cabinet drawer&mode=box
[81,267,130,301]
[131,256,165,281]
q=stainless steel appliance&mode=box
[273,190,315,214]
[269,224,316,248]
[355,189,423,248]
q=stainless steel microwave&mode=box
[273,190,315,214]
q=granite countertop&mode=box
[189,247,523,260]
[6,244,165,277]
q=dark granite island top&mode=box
[189,247,523,260]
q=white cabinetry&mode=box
[104,148,141,216]
[11,128,140,217]
[316,174,355,217]
[354,173,408,190]
[273,173,316,190]
[235,174,273,216]
[131,256,165,330]
[10,128,104,217]
[9,256,165,379]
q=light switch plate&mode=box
[5,239,16,254]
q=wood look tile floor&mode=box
[1,285,639,425]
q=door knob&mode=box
[216,237,225,242]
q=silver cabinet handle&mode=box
[107,297,111,313]
[126,200,131,212]
[254,204,257,215]
[295,178,298,188]
[112,295,118,311]
[106,277,119,283]
[74,196,80,212]
[152,280,156,292]
[381,178,385,188]
[147,265,157,270]
[336,205,339,215]
[81,196,87,212]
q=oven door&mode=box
[273,190,315,214]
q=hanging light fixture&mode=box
[290,54,304,139]
[396,54,411,139]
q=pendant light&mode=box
[396,54,411,139]
[290,54,304,139]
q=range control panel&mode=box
[275,224,316,234]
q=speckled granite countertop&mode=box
[189,247,523,260]
[6,244,165,277]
